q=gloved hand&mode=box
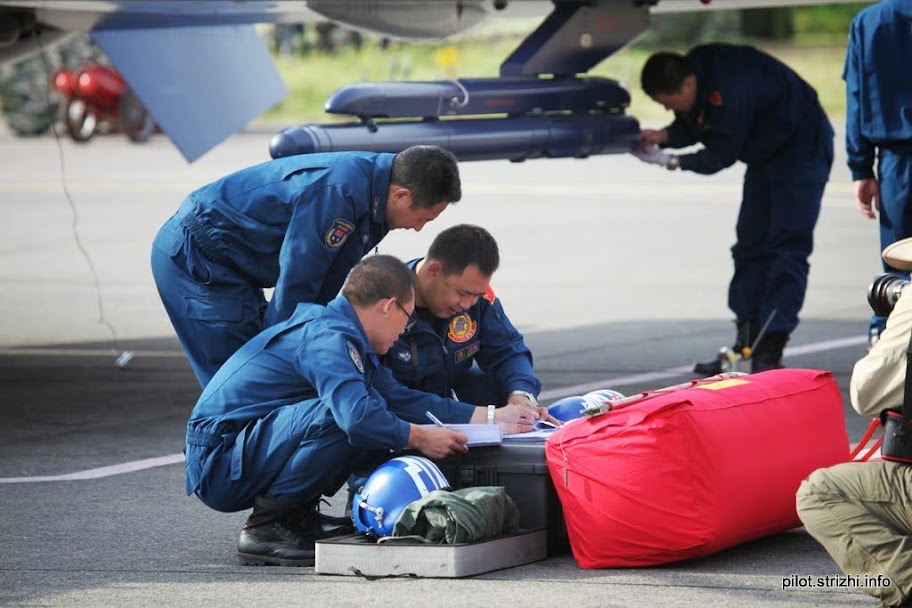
[631,144,670,167]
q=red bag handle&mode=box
[582,372,749,418]
[850,418,883,462]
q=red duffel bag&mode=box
[544,369,850,568]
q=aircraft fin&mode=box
[91,25,287,162]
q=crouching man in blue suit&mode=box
[184,255,540,566]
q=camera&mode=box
[882,410,912,463]
[867,273,910,317]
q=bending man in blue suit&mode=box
[633,44,833,374]
[152,145,461,387]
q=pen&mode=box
[450,389,459,401]
[426,411,468,450]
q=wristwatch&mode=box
[510,390,539,407]
[666,155,681,171]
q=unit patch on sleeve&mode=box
[447,313,477,343]
[347,341,364,373]
[325,218,355,248]
[453,343,480,363]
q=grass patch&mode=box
[263,33,851,127]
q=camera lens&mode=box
[867,274,910,317]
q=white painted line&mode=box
[0,348,185,358]
[539,367,693,401]
[0,453,184,484]
[783,335,867,356]
[539,335,868,401]
[0,335,869,485]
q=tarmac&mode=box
[0,120,889,607]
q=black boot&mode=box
[693,320,752,377]
[237,496,351,567]
[315,500,355,534]
[750,332,789,373]
[344,486,355,521]
[300,499,356,536]
[343,470,371,521]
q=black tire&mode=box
[4,114,52,136]
[119,88,154,143]
[65,98,96,142]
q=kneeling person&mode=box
[796,238,912,606]
[184,255,539,567]
[383,224,542,412]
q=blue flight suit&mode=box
[383,259,540,405]
[662,43,833,335]
[844,0,912,336]
[184,295,475,513]
[151,152,394,388]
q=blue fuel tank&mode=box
[269,113,640,162]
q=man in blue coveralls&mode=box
[844,0,912,347]
[383,224,543,412]
[184,255,542,567]
[633,44,833,374]
[151,145,461,388]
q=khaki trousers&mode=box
[797,461,912,607]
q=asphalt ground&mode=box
[0,120,888,607]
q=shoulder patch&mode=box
[708,90,722,106]
[347,341,364,373]
[325,218,355,248]
[447,313,477,343]
[482,285,496,305]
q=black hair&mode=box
[342,255,415,307]
[641,52,694,98]
[427,224,499,277]
[390,145,461,209]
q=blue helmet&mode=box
[547,396,589,422]
[352,455,451,537]
[548,389,626,422]
[583,389,626,408]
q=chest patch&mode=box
[454,342,480,363]
[325,218,355,248]
[708,90,722,106]
[347,341,364,373]
[447,313,477,343]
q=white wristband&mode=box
[487,405,496,425]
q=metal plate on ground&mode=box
[315,529,547,578]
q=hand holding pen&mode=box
[405,413,469,458]
[426,411,469,451]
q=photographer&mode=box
[796,238,912,607]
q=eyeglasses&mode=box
[394,300,417,332]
